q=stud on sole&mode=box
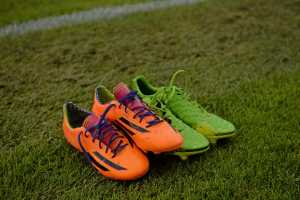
[170,147,210,160]
[207,132,236,144]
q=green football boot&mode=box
[131,70,236,144]
[163,109,209,160]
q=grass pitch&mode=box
[0,0,299,199]
[0,0,147,27]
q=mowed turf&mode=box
[0,0,147,27]
[0,0,300,199]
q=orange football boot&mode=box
[63,102,149,181]
[92,84,183,154]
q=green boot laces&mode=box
[149,70,207,116]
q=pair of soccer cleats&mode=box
[63,84,183,180]
[131,70,236,160]
[63,71,236,180]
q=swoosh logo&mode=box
[118,117,149,133]
[78,133,126,171]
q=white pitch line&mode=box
[0,0,203,37]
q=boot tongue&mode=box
[82,115,118,147]
[82,114,99,129]
[113,82,143,109]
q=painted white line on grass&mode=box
[0,0,203,37]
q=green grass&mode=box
[1,0,300,199]
[0,0,147,27]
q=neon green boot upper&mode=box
[131,70,236,141]
[161,107,209,152]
